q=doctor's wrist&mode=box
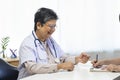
[57,64,62,70]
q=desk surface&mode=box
[20,61,120,80]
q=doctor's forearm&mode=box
[24,61,58,74]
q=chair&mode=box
[0,58,19,80]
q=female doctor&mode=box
[17,7,90,80]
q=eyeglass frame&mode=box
[44,23,56,29]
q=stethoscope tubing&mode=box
[32,31,57,58]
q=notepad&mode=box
[90,67,108,72]
[89,65,108,72]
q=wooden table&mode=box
[3,58,19,67]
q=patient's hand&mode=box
[106,64,120,72]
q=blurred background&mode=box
[0,0,120,59]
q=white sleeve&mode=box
[19,40,37,65]
[60,54,76,64]
[24,61,58,74]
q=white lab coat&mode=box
[17,31,71,79]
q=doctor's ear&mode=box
[36,22,42,29]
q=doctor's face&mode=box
[36,20,56,41]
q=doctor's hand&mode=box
[57,62,74,71]
[75,52,90,64]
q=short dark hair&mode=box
[34,7,58,31]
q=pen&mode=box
[95,54,102,68]
[96,54,98,63]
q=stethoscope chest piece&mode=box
[54,58,60,64]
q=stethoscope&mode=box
[32,31,57,58]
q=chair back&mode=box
[0,58,19,80]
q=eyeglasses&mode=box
[44,23,56,29]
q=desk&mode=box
[3,58,19,67]
[20,61,120,80]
